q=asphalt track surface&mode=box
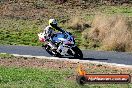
[0,45,132,65]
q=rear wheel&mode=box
[44,45,54,56]
[72,46,83,59]
[44,45,62,57]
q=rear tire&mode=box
[44,45,54,56]
[44,45,62,57]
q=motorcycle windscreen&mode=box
[52,33,65,42]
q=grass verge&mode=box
[0,66,79,88]
[0,53,14,58]
[0,56,132,88]
[0,66,132,88]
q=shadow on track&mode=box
[62,57,108,61]
[80,58,108,61]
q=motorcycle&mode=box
[38,31,83,58]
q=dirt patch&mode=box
[0,57,79,70]
[0,56,132,81]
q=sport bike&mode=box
[38,31,83,58]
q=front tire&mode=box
[72,46,83,59]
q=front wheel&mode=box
[72,46,83,59]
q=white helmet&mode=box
[49,19,57,27]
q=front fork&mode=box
[70,46,76,55]
[66,45,76,56]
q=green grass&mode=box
[0,53,14,58]
[0,66,131,88]
[0,66,79,88]
[0,18,43,46]
[0,67,132,88]
[71,31,82,47]
[0,17,83,47]
[100,6,132,16]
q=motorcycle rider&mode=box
[43,19,66,55]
